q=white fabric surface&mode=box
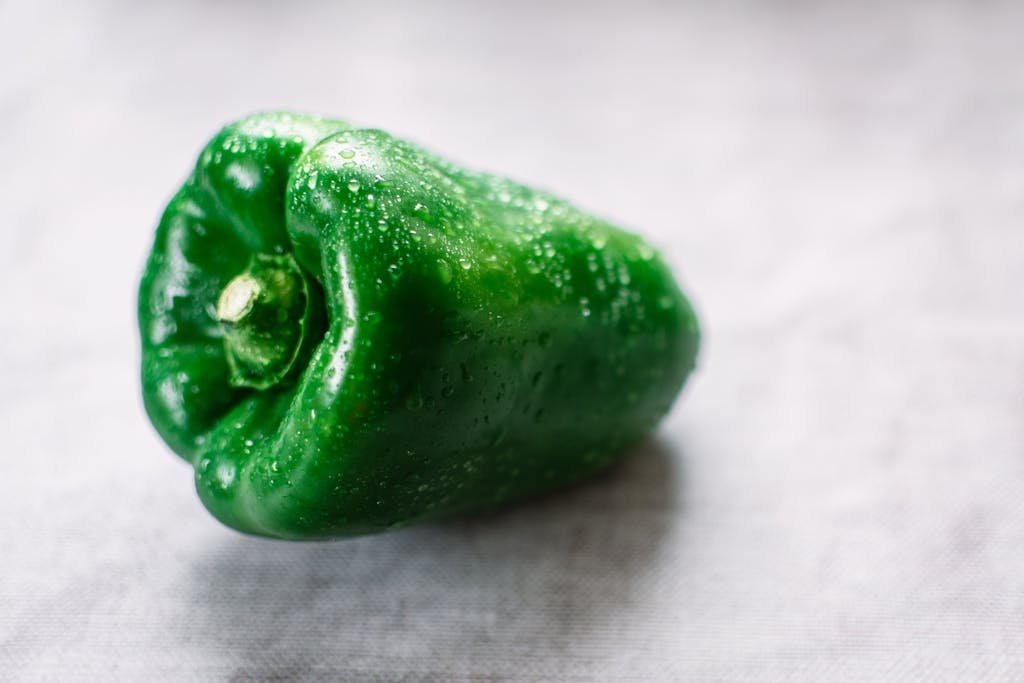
[2,0,1023,680]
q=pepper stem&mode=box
[216,253,321,390]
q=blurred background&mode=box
[2,0,1022,680]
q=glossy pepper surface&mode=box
[139,112,700,539]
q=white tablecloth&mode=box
[3,1,1022,679]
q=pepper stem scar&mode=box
[216,253,319,391]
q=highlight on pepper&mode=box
[138,112,700,539]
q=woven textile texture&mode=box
[2,0,1023,680]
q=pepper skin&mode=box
[139,112,699,539]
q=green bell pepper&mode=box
[138,112,699,539]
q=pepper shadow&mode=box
[179,437,684,680]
